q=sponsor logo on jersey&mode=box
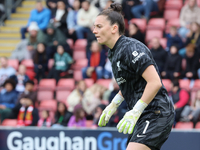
[117,61,122,71]
[116,77,126,85]
[132,51,138,57]
[132,52,145,64]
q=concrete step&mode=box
[0,46,15,51]
[0,40,20,45]
[5,20,27,27]
[0,26,20,33]
[0,33,20,39]
[22,1,46,7]
[0,52,12,57]
[11,13,30,19]
[16,7,32,13]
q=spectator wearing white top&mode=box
[0,57,16,86]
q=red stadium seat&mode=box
[192,79,200,89]
[164,9,180,21]
[21,59,34,70]
[179,79,190,91]
[162,79,172,92]
[8,59,19,70]
[67,39,74,49]
[190,90,198,106]
[38,79,56,91]
[2,119,17,126]
[159,38,167,49]
[165,18,181,33]
[73,70,83,81]
[175,122,193,129]
[56,78,75,91]
[130,19,147,33]
[96,79,111,89]
[147,18,165,31]
[72,58,88,70]
[48,59,54,70]
[73,51,86,60]
[84,78,94,88]
[74,39,87,51]
[56,90,71,102]
[145,29,163,43]
[165,0,183,10]
[26,70,35,80]
[39,100,57,112]
[195,122,200,129]
[37,90,54,101]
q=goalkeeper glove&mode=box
[117,99,148,134]
[98,93,124,127]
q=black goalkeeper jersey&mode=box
[108,35,174,114]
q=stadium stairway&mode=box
[0,0,46,57]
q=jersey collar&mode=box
[110,35,125,51]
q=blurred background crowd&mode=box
[0,0,200,129]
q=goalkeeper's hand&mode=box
[98,93,124,127]
[117,99,147,134]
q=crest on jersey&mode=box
[132,51,138,57]
[117,61,121,71]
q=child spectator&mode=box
[82,41,106,81]
[10,65,29,93]
[93,104,106,127]
[182,44,199,79]
[52,102,72,128]
[47,45,73,82]
[150,37,167,73]
[17,97,39,126]
[161,45,182,80]
[0,79,18,123]
[68,104,86,128]
[126,23,145,44]
[67,80,87,113]
[166,26,183,51]
[33,43,48,82]
[0,57,16,86]
[37,110,51,127]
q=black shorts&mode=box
[127,110,174,150]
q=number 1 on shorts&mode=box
[143,120,150,134]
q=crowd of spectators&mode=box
[0,0,200,128]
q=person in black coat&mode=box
[33,43,48,82]
[125,23,145,44]
[182,44,199,79]
[52,102,72,128]
[161,45,182,80]
[150,37,167,73]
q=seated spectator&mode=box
[0,79,18,123]
[86,25,96,53]
[131,0,160,21]
[17,80,37,104]
[93,104,106,127]
[10,65,29,93]
[150,37,167,73]
[52,102,72,128]
[82,84,104,116]
[67,0,80,42]
[169,80,189,124]
[68,104,86,128]
[51,1,68,34]
[37,110,51,127]
[11,22,45,61]
[125,23,145,44]
[0,57,16,86]
[161,45,182,80]
[122,0,140,21]
[76,0,99,39]
[33,43,48,82]
[67,80,87,113]
[20,0,51,39]
[82,41,106,81]
[47,45,73,82]
[166,26,183,51]
[16,97,39,126]
[179,22,200,57]
[181,44,199,79]
[43,23,69,59]
[179,0,200,40]
[98,0,123,10]
[104,59,113,79]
